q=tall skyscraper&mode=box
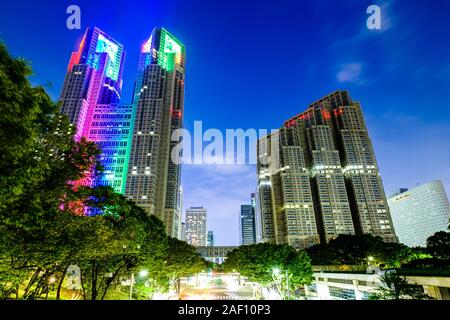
[257,128,320,249]
[207,231,215,246]
[59,27,131,194]
[388,181,450,247]
[125,28,185,237]
[257,90,396,249]
[254,191,263,243]
[185,207,207,246]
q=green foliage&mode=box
[426,231,450,260]
[159,237,207,293]
[223,243,313,298]
[0,42,103,299]
[370,272,432,300]
[306,234,415,268]
[0,43,196,300]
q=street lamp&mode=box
[129,270,149,300]
[272,268,290,300]
[139,270,149,277]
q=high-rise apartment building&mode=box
[388,181,450,247]
[59,27,131,194]
[185,207,207,246]
[207,231,215,246]
[125,28,185,237]
[257,90,396,249]
[240,194,257,245]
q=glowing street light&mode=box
[129,270,150,300]
[272,267,290,300]
[139,270,149,277]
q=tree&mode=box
[0,43,104,299]
[157,238,207,295]
[370,271,432,300]
[223,243,313,299]
[306,234,415,268]
[426,231,450,260]
[0,44,170,300]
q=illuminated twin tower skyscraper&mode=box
[256,90,397,249]
[59,27,185,238]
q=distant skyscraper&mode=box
[240,194,257,245]
[59,27,131,194]
[207,231,214,246]
[388,181,450,247]
[180,222,186,241]
[257,90,396,249]
[125,28,185,237]
[185,207,207,246]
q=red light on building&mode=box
[321,109,331,120]
[172,110,182,119]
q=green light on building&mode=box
[158,28,184,71]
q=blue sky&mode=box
[1,0,449,245]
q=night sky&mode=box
[1,0,449,245]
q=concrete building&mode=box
[125,28,185,238]
[388,180,450,247]
[207,231,214,246]
[185,207,207,246]
[256,91,396,249]
[307,269,450,300]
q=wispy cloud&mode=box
[329,0,417,85]
[336,62,363,83]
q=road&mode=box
[180,273,256,300]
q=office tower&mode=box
[185,207,207,246]
[207,231,215,246]
[240,204,257,245]
[251,192,263,242]
[251,193,256,213]
[388,181,450,247]
[257,90,396,249]
[257,127,320,249]
[389,188,409,198]
[180,222,186,241]
[254,191,263,243]
[59,27,131,194]
[306,90,395,243]
[256,137,276,244]
[125,28,185,238]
